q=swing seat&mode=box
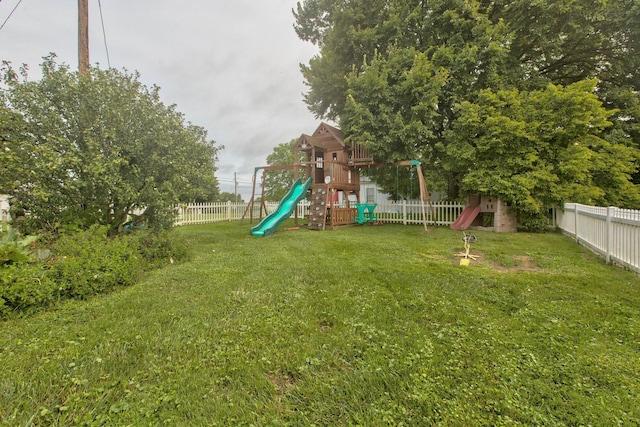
[354,203,368,224]
[462,232,477,244]
[456,231,479,262]
[365,203,378,222]
[354,203,377,224]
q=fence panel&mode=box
[174,201,239,226]
[0,209,8,233]
[0,195,8,233]
[557,203,640,273]
[372,201,464,225]
[175,200,465,228]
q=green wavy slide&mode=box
[250,177,313,237]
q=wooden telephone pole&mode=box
[78,0,89,74]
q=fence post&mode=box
[606,206,615,264]
[574,204,579,243]
[175,205,181,226]
[402,200,407,225]
[227,201,232,221]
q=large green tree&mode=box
[295,0,640,132]
[295,0,516,121]
[444,81,640,227]
[294,0,640,221]
[0,56,220,235]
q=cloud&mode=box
[0,0,320,198]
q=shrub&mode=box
[49,226,141,299]
[0,263,57,317]
[135,229,189,268]
[518,210,552,232]
[0,228,38,266]
[1,226,189,318]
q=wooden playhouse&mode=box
[294,123,375,230]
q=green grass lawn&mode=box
[1,222,639,425]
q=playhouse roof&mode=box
[295,122,345,152]
[314,122,344,141]
[296,134,324,150]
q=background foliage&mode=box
[264,139,307,201]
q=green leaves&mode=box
[0,228,38,266]
[264,139,307,202]
[344,48,447,162]
[1,58,221,235]
[446,81,640,227]
[295,0,640,209]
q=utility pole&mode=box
[234,172,238,203]
[78,0,90,74]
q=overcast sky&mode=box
[0,0,321,199]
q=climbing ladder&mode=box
[307,184,328,230]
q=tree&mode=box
[263,139,306,201]
[0,56,221,235]
[294,0,398,121]
[216,192,243,203]
[0,104,28,197]
[295,0,640,211]
[296,0,524,194]
[295,0,516,121]
[495,0,640,164]
[444,80,640,228]
[296,0,640,130]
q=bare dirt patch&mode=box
[453,252,541,273]
[268,372,297,395]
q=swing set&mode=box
[242,122,440,232]
[242,159,437,232]
[392,160,436,233]
[240,164,305,225]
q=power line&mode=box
[0,0,23,31]
[217,177,252,185]
[97,0,111,68]
[218,180,252,185]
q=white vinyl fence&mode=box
[174,201,247,226]
[175,200,464,227]
[0,195,9,233]
[0,210,8,233]
[557,203,640,274]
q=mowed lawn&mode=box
[1,222,639,426]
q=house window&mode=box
[316,156,323,169]
[366,187,375,203]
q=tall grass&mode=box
[1,222,638,425]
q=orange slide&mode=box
[450,205,480,231]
